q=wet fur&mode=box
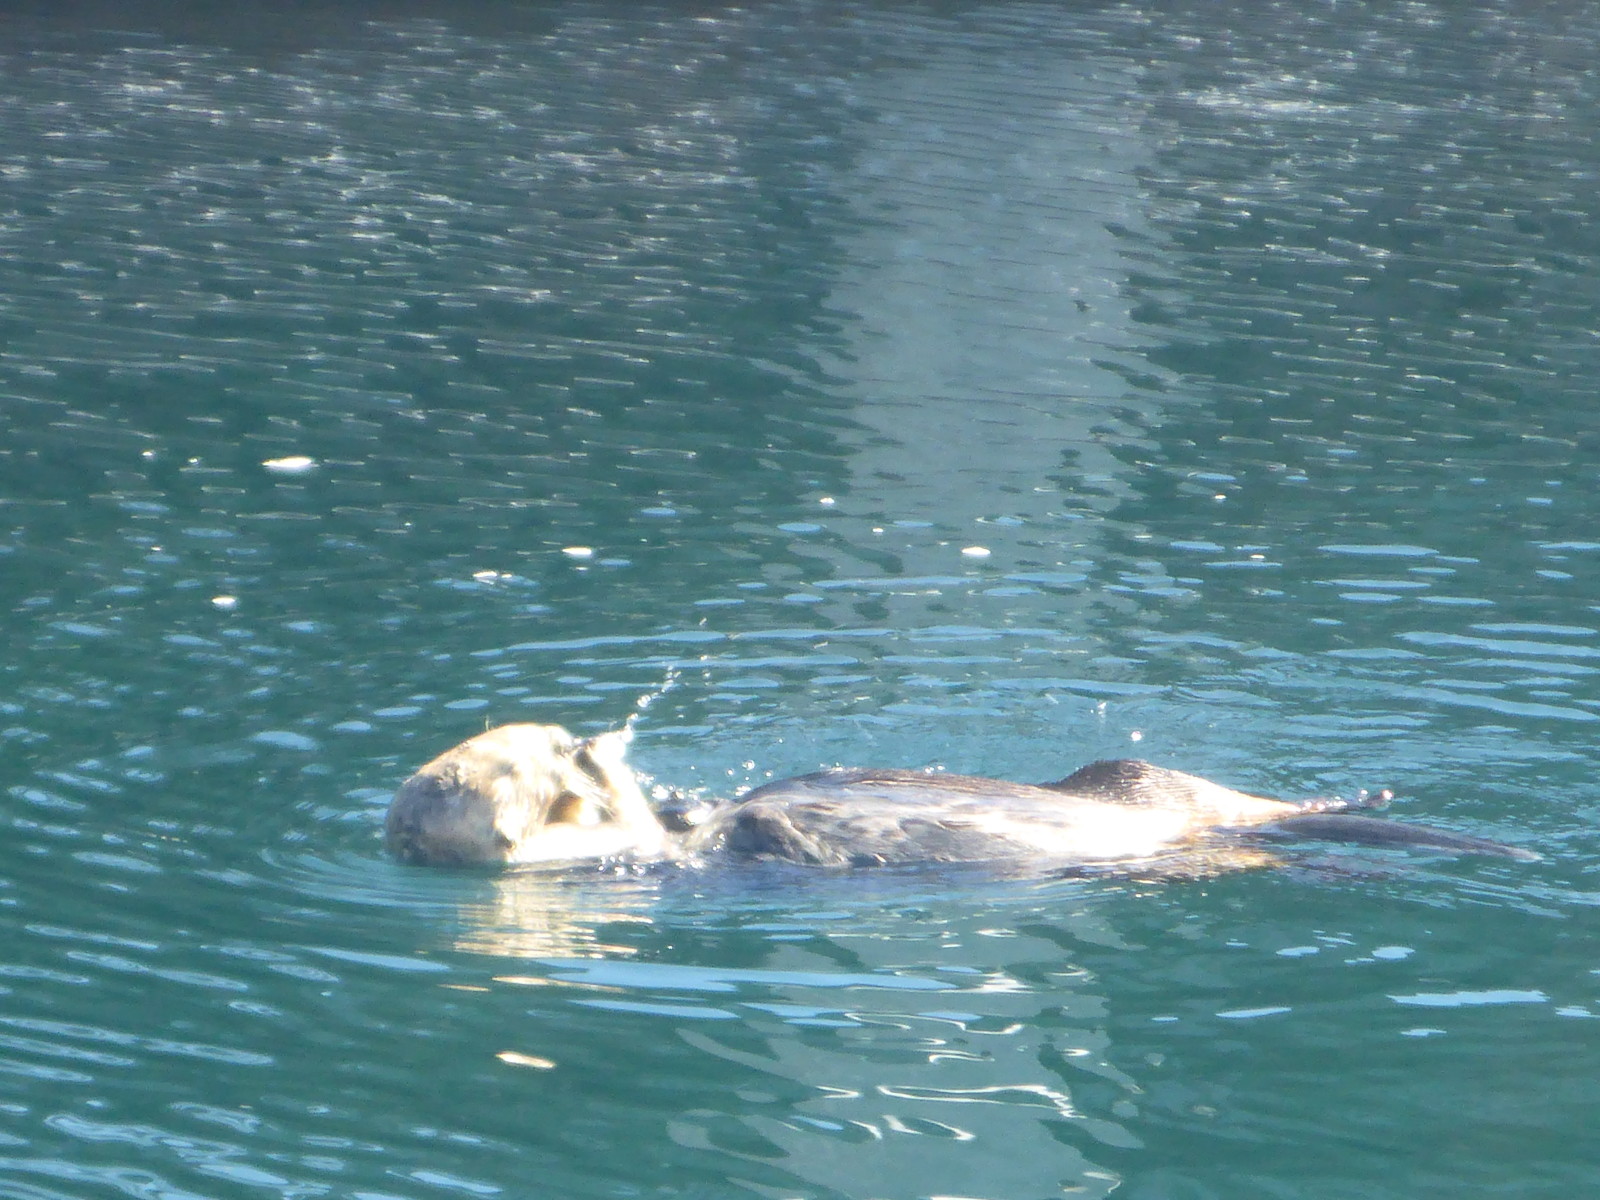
[715,764,1535,869]
[385,724,667,866]
[386,726,1538,870]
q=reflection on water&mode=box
[471,875,1143,1200]
[456,869,661,959]
[5,0,1600,1197]
[823,41,1160,518]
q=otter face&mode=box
[385,724,669,867]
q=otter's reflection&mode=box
[450,866,663,959]
[478,890,1145,1199]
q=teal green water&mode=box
[3,3,1599,1197]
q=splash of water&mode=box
[622,664,683,739]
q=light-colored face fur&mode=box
[385,724,669,866]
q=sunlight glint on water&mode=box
[2,4,1598,1198]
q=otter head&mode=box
[384,723,670,867]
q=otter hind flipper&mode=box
[1258,813,1540,861]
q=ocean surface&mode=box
[3,2,1599,1197]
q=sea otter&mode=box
[383,723,1538,873]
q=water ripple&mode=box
[3,3,1600,1198]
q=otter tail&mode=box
[1258,813,1540,862]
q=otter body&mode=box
[384,724,1537,872]
[714,762,1534,870]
